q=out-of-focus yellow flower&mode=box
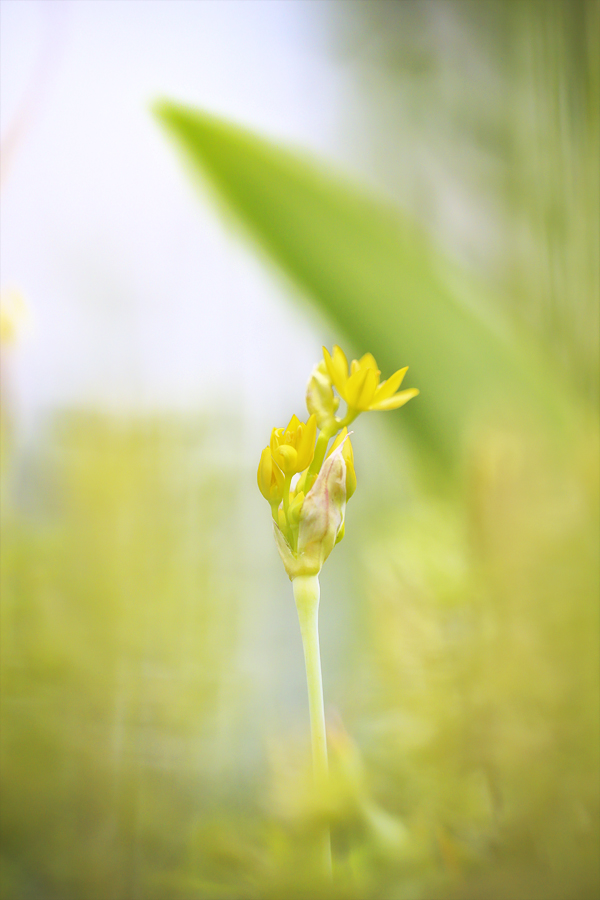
[0,289,29,345]
[323,345,419,413]
[270,413,317,476]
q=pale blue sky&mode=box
[1,0,355,449]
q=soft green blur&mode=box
[2,2,599,899]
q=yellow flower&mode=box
[306,360,339,428]
[269,413,317,476]
[273,441,348,579]
[323,345,419,413]
[257,446,285,504]
[0,289,29,346]
[259,346,416,577]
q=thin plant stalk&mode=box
[293,574,332,878]
[257,347,418,881]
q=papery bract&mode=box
[273,444,348,580]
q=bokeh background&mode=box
[1,2,598,899]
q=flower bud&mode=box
[273,443,298,475]
[269,414,317,476]
[273,444,348,580]
[306,361,339,429]
[287,490,305,526]
[257,446,284,504]
[327,429,356,500]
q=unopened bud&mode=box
[273,444,348,580]
[306,361,339,429]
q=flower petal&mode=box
[327,426,348,456]
[345,367,369,408]
[274,444,298,474]
[343,449,356,499]
[357,352,380,374]
[357,367,379,408]
[369,388,420,411]
[347,366,378,409]
[296,414,317,471]
[331,432,356,500]
[286,413,301,435]
[373,366,408,403]
[323,345,348,396]
[272,460,284,491]
[269,428,278,455]
[306,361,338,426]
[257,447,273,501]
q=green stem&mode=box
[292,574,332,878]
[282,472,292,523]
[307,428,334,481]
[336,408,358,430]
[307,410,358,488]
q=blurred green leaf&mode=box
[154,102,571,469]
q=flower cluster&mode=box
[258,346,418,580]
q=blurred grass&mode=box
[1,411,597,899]
[356,427,599,899]
[154,101,575,477]
[1,413,247,899]
[327,0,599,405]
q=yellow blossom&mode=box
[258,347,417,578]
[270,413,317,476]
[257,446,285,504]
[306,360,339,428]
[0,289,29,345]
[256,345,419,872]
[323,345,419,413]
[273,441,348,579]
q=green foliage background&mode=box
[1,2,598,899]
